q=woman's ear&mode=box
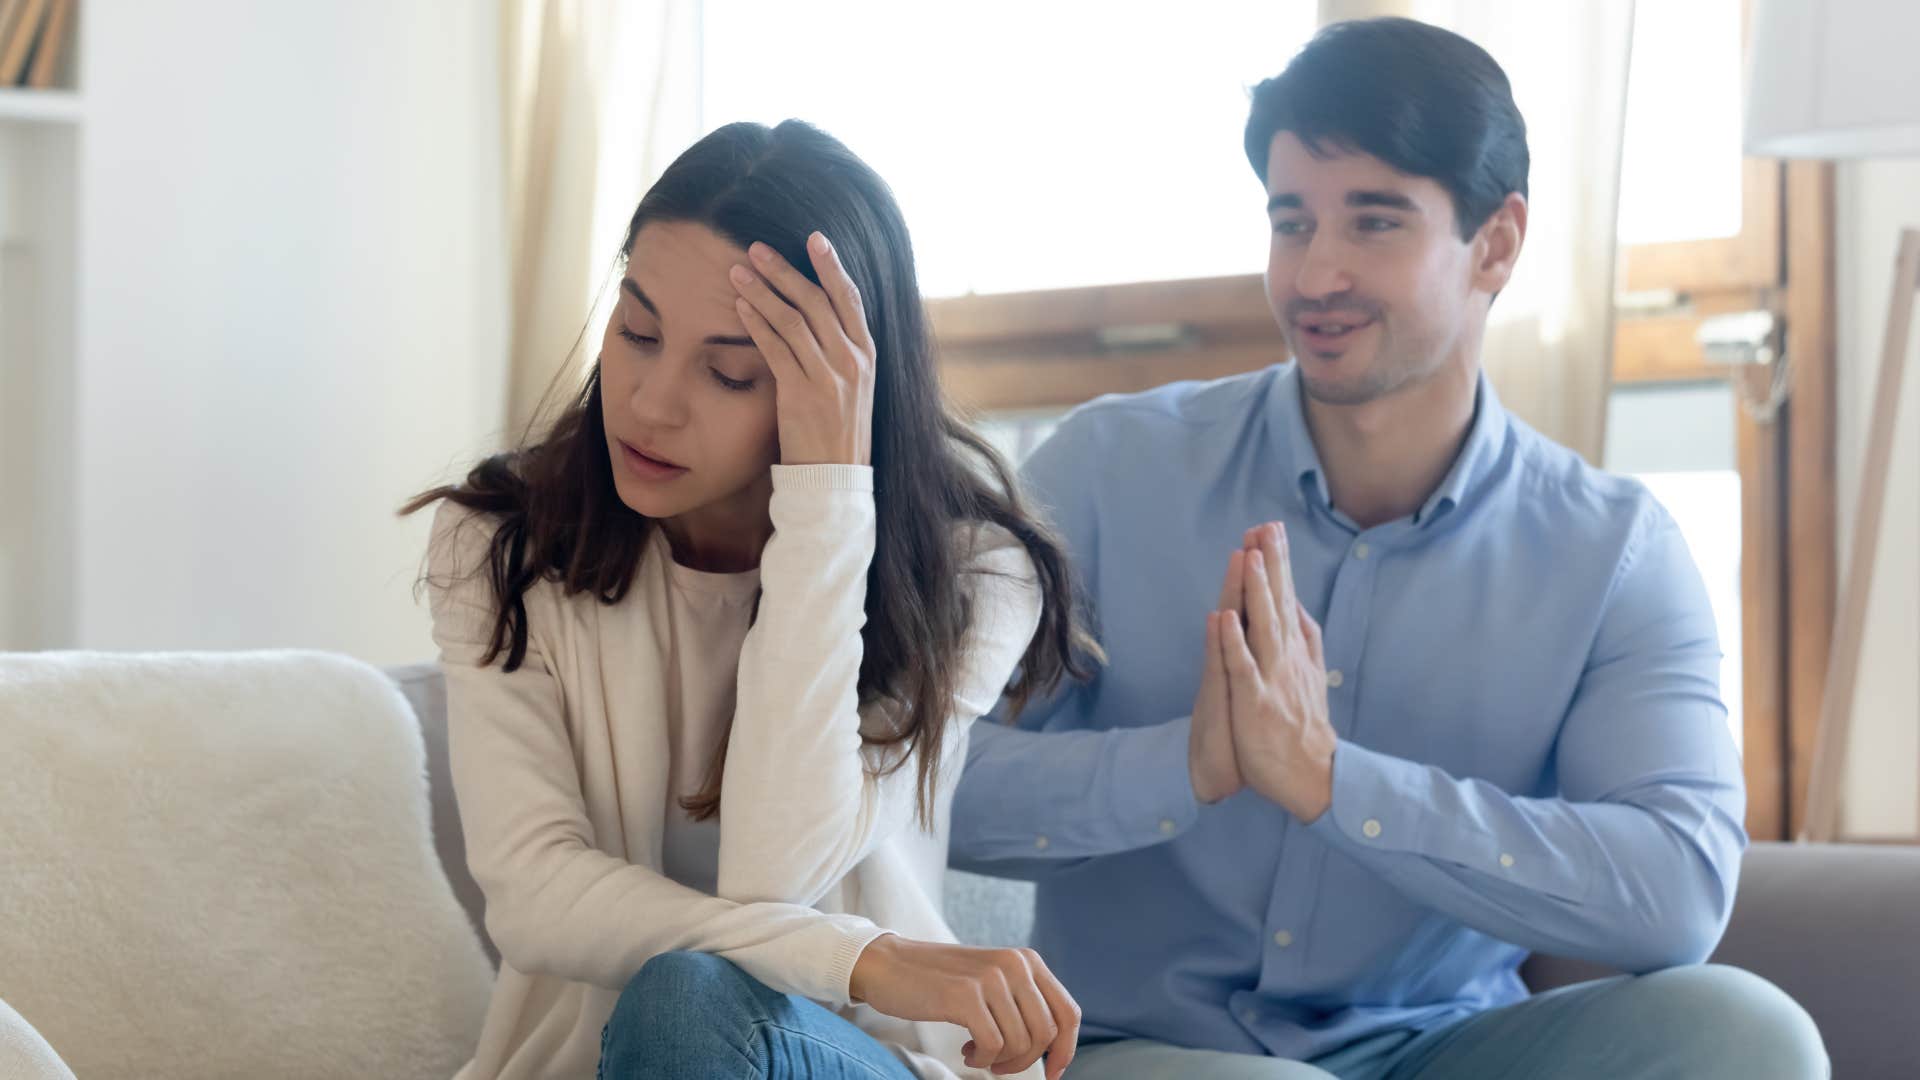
[1471,192,1528,295]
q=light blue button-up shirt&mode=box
[950,362,1747,1060]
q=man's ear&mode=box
[1472,193,1528,295]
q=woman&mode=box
[406,119,1092,1080]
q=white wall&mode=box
[1834,159,1920,838]
[75,1,508,666]
[1,119,78,651]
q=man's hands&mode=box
[1188,523,1339,823]
[1189,551,1247,804]
[849,934,1080,1079]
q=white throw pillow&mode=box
[0,651,493,1079]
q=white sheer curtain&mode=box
[1320,0,1635,466]
[498,0,702,436]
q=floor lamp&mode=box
[1745,0,1920,842]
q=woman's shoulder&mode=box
[953,519,1036,579]
[425,498,502,581]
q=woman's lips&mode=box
[618,440,688,480]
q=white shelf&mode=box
[0,88,82,125]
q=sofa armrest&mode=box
[0,999,77,1080]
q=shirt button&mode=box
[1158,819,1177,836]
[1327,669,1345,689]
[1354,542,1371,560]
[1240,1007,1258,1025]
[1500,853,1515,868]
[1273,930,1294,947]
[1034,835,1050,851]
[1362,819,1383,839]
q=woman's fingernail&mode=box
[750,242,774,263]
[730,264,752,285]
[810,231,830,254]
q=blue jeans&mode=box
[1066,965,1828,1080]
[598,951,918,1079]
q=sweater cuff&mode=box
[833,925,896,1007]
[771,464,874,492]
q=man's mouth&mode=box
[1295,316,1374,338]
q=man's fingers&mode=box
[1243,550,1285,674]
[1218,548,1245,615]
[1263,523,1300,630]
[1298,605,1325,667]
[1219,610,1260,682]
[1204,611,1227,683]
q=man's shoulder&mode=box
[1503,414,1670,550]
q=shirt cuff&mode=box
[1107,716,1202,844]
[1308,739,1447,856]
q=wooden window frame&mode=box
[1607,0,1836,843]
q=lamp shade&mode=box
[1746,0,1920,158]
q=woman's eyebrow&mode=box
[621,278,757,347]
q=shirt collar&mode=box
[1272,362,1511,528]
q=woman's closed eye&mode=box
[709,368,756,392]
[617,326,658,349]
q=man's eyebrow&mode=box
[1265,191,1422,213]
[1347,190,1420,212]
[620,278,757,347]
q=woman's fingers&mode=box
[1025,949,1081,1080]
[997,956,1058,1075]
[804,231,875,358]
[732,298,805,385]
[730,260,829,379]
[977,972,1031,1071]
[958,995,1006,1074]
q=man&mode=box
[951,17,1827,1079]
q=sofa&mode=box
[3,652,1917,1078]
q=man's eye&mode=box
[1358,217,1401,232]
[1273,220,1311,237]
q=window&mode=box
[699,1,1316,297]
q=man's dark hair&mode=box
[1244,17,1529,241]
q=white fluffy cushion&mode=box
[0,651,493,1079]
[0,997,75,1080]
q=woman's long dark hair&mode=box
[404,120,1096,827]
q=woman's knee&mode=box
[603,951,767,1073]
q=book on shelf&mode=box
[0,0,60,88]
[0,0,27,79]
[25,0,70,88]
